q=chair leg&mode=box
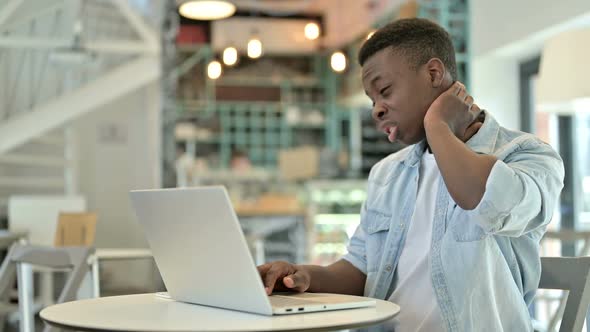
[91,256,100,298]
[548,293,567,332]
[39,273,54,307]
[75,271,94,300]
[16,263,34,332]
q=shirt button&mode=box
[400,223,405,228]
[385,265,392,272]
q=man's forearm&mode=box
[425,122,497,210]
[297,260,366,296]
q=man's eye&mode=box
[380,86,391,95]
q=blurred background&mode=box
[0,0,589,331]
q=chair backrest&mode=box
[539,256,590,332]
[54,212,97,247]
[8,196,86,246]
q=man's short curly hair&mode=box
[358,18,457,81]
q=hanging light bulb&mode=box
[367,30,376,40]
[247,38,263,59]
[223,46,238,66]
[207,60,222,79]
[304,22,320,40]
[331,51,346,72]
[179,0,236,21]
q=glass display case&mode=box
[305,180,367,265]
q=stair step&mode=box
[0,176,64,189]
[29,136,65,147]
[0,154,67,167]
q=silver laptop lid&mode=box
[129,186,273,315]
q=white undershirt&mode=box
[387,151,444,332]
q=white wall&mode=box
[470,0,590,130]
[471,56,520,130]
[73,81,161,290]
[472,0,590,57]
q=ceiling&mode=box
[228,0,328,15]
[179,0,407,54]
[0,0,164,120]
[175,0,329,16]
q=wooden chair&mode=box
[0,213,97,331]
[53,212,97,247]
[538,256,590,332]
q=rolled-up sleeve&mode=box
[467,139,565,237]
[342,204,368,274]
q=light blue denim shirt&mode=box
[343,110,565,332]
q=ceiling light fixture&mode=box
[331,51,346,72]
[304,22,320,40]
[207,60,223,79]
[179,0,236,21]
[247,37,263,59]
[223,46,238,66]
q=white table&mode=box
[41,293,400,332]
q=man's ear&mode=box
[426,58,446,88]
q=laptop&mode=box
[129,186,376,315]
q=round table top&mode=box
[41,293,400,332]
